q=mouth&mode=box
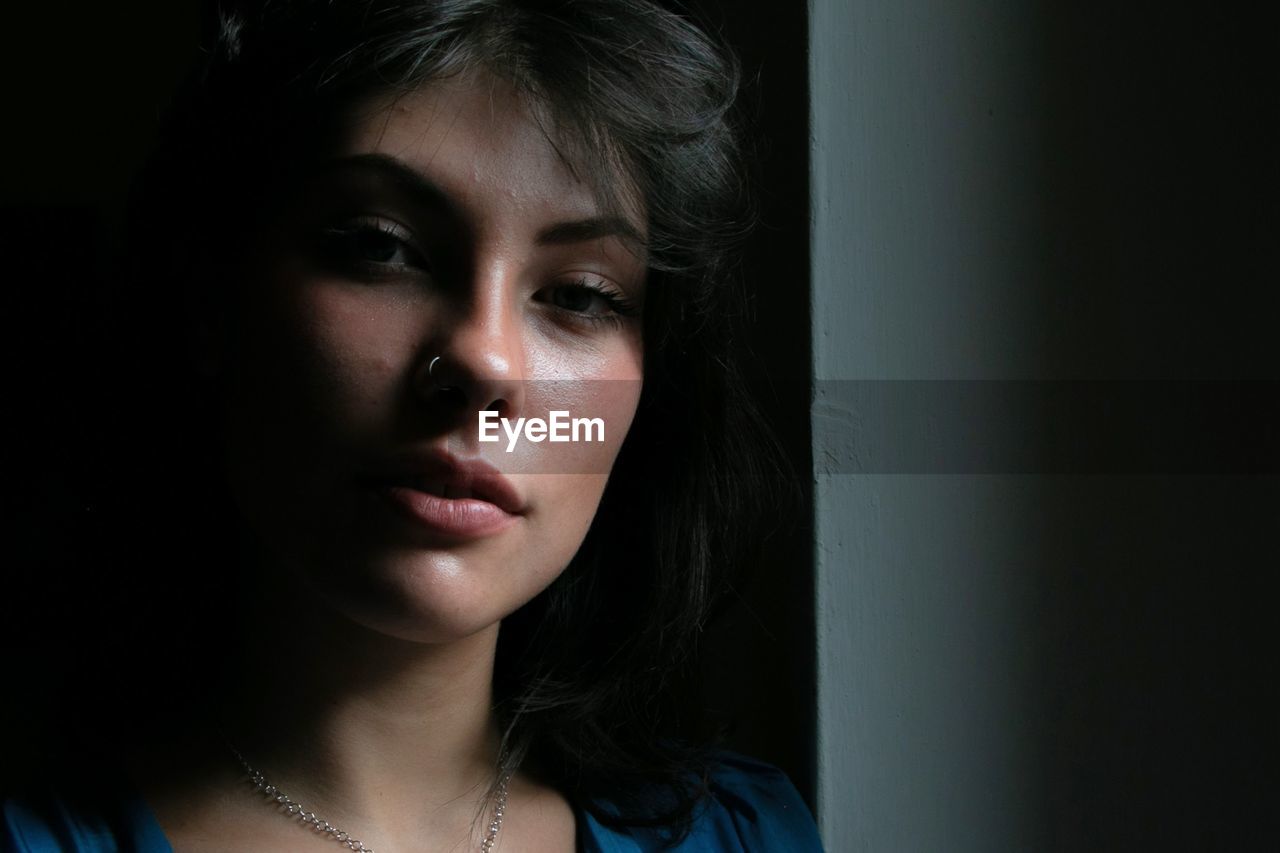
[395,477,480,500]
[363,450,525,538]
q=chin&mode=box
[304,548,548,645]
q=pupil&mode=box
[558,287,594,311]
[357,231,398,262]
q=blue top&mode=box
[3,752,822,852]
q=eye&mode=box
[537,277,641,326]
[549,283,610,314]
[316,216,429,274]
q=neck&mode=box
[215,562,503,842]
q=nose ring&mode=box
[427,355,461,396]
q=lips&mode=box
[399,477,479,501]
[363,450,525,538]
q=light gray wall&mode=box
[811,2,1047,849]
[810,2,1273,850]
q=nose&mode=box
[416,271,526,429]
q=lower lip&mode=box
[377,486,518,539]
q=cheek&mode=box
[506,381,641,479]
[510,373,642,578]
[218,278,425,550]
[525,320,644,382]
[524,388,642,567]
[227,277,419,438]
[525,472,613,558]
[516,328,644,476]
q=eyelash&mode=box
[317,217,429,275]
[542,277,642,329]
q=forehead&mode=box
[335,70,643,240]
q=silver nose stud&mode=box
[427,355,462,396]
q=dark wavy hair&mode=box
[89,0,782,843]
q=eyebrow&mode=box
[312,153,646,249]
[537,216,645,249]
[312,153,459,217]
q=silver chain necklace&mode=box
[230,746,510,853]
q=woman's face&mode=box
[217,70,646,643]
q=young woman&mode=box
[3,1,822,850]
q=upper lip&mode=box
[367,449,526,514]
